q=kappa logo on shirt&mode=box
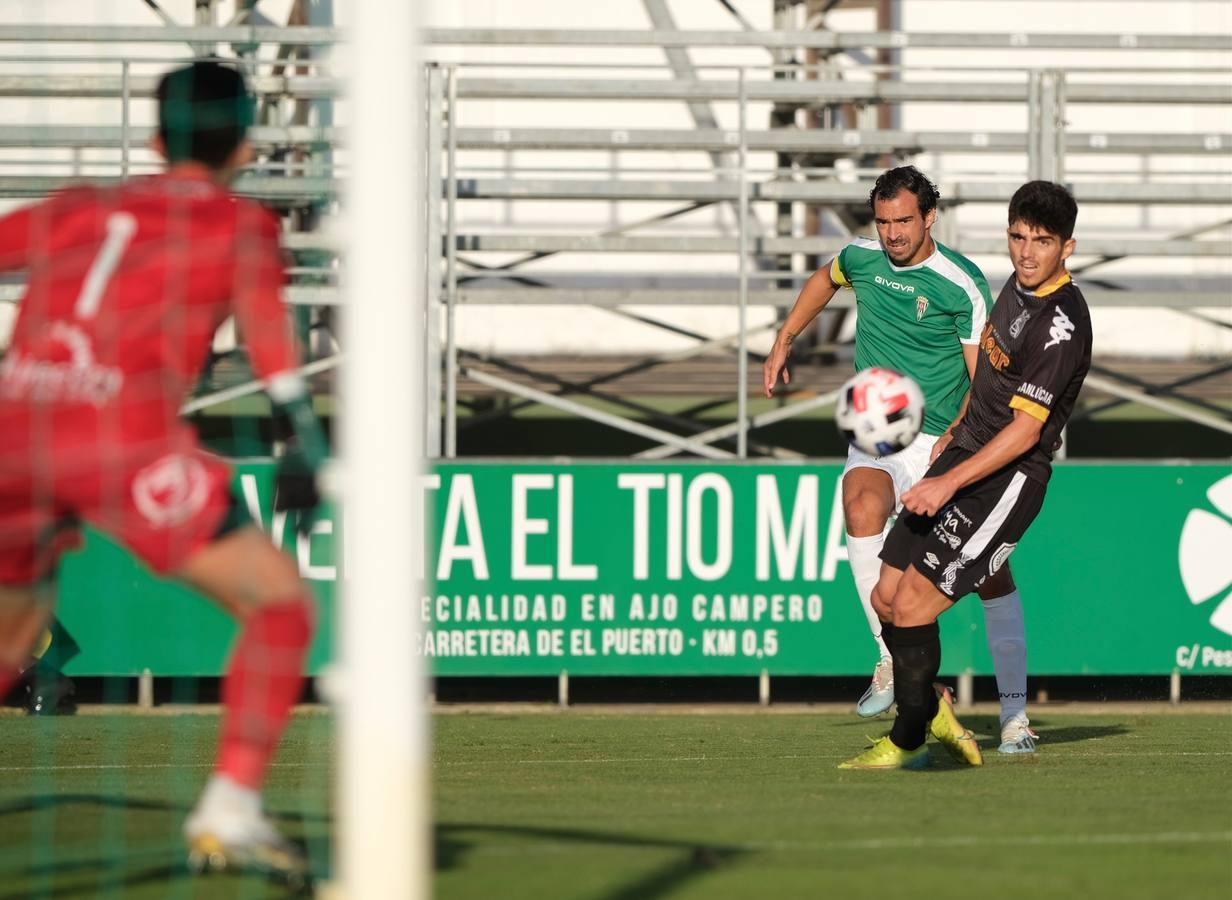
[1044,307,1075,348]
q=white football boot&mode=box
[184,776,310,890]
[998,713,1039,754]
[856,656,895,717]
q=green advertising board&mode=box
[56,461,1232,678]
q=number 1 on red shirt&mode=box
[74,211,137,320]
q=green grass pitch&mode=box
[0,708,1229,899]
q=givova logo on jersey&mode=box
[1176,474,1232,669]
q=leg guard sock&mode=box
[847,530,891,659]
[983,589,1028,725]
[217,597,314,789]
[880,621,896,655]
[889,622,941,751]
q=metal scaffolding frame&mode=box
[2,24,1228,51]
[419,51,1230,459]
[0,18,1228,458]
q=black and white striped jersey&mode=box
[950,272,1092,484]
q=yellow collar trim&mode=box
[1031,271,1072,298]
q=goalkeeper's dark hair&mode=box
[156,61,255,169]
[1008,180,1078,241]
[868,165,940,217]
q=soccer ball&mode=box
[835,367,926,457]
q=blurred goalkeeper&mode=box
[0,61,321,884]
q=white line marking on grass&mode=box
[747,831,1232,852]
[435,753,848,766]
[434,750,1232,766]
[9,750,1230,774]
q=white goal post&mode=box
[340,1,429,898]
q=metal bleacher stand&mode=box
[422,27,1232,460]
[0,22,1229,458]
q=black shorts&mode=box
[881,446,1047,600]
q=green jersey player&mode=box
[763,167,1037,754]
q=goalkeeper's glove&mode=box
[270,377,328,536]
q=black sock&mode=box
[880,620,896,654]
[889,622,941,751]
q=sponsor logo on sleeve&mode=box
[1043,307,1075,348]
[1017,382,1054,406]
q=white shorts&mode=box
[842,431,940,509]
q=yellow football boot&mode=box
[929,684,983,766]
[838,735,929,770]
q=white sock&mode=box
[195,773,261,821]
[982,589,1028,725]
[846,530,890,660]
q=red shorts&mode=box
[0,430,233,585]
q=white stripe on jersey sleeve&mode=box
[833,236,887,285]
[925,253,988,344]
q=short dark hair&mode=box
[157,61,255,168]
[868,165,940,217]
[1008,180,1078,241]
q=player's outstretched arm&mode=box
[902,409,1043,516]
[763,265,841,397]
[232,206,328,533]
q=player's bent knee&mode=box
[871,566,903,618]
[842,494,891,536]
[841,472,894,536]
[179,526,307,619]
[235,545,306,616]
[890,568,951,628]
[870,584,892,622]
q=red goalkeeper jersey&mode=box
[0,168,297,444]
[0,169,299,583]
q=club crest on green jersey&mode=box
[916,295,929,321]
